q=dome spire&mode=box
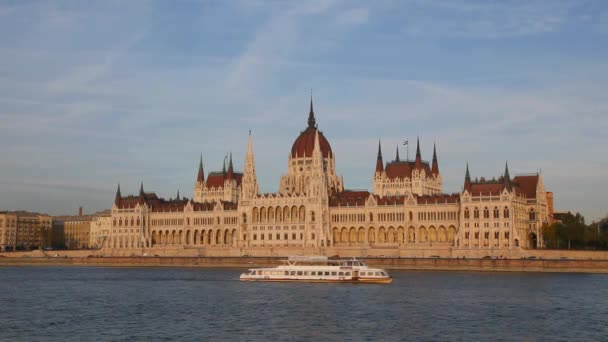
[308,93,316,129]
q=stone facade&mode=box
[107,99,551,256]
[0,211,51,251]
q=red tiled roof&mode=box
[385,160,432,179]
[467,182,505,196]
[329,190,370,207]
[205,172,243,188]
[415,193,460,204]
[512,175,539,199]
[291,127,332,158]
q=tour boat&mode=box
[239,256,393,284]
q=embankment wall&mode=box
[2,256,608,273]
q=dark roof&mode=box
[385,160,432,179]
[329,190,370,207]
[512,175,539,199]
[206,172,243,188]
[291,126,332,158]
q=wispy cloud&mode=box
[0,0,606,221]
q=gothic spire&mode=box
[376,139,384,173]
[503,161,511,189]
[307,95,316,129]
[176,189,180,200]
[395,145,400,162]
[197,154,205,183]
[227,152,234,180]
[432,141,439,175]
[464,163,472,192]
[415,136,422,168]
[114,183,121,206]
[138,182,145,204]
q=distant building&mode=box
[107,98,551,255]
[0,211,52,251]
[90,210,111,248]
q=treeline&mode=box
[543,212,608,250]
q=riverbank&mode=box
[2,256,608,273]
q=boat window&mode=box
[345,272,351,276]
[284,271,289,275]
[381,272,387,276]
[297,271,303,276]
[290,271,296,276]
[338,272,344,276]
[325,272,330,276]
[310,271,316,276]
[331,272,337,276]
[304,271,309,276]
[375,272,381,276]
[359,272,365,276]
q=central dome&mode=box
[291,126,333,158]
[290,98,333,158]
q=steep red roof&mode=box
[291,127,332,158]
[415,193,460,204]
[205,172,243,188]
[385,161,432,179]
[513,175,539,199]
[329,190,370,207]
[467,182,505,196]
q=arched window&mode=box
[493,207,499,219]
[473,207,479,219]
[242,213,247,223]
[529,209,536,221]
[311,211,315,222]
[504,207,510,219]
[464,208,470,219]
[409,211,413,221]
[483,207,489,219]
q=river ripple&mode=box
[0,267,607,341]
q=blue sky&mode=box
[0,0,607,221]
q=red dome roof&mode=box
[291,97,333,158]
[291,127,333,158]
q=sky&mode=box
[0,0,607,221]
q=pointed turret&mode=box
[503,161,511,189]
[415,136,422,168]
[432,142,439,175]
[114,183,121,206]
[176,189,180,200]
[227,152,234,180]
[395,145,400,162]
[138,182,145,204]
[222,157,226,174]
[375,140,384,173]
[197,154,205,184]
[464,163,472,191]
[307,95,316,128]
[242,131,259,199]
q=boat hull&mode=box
[240,277,393,284]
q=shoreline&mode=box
[2,256,608,274]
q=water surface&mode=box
[0,267,606,341]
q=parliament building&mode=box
[107,99,552,257]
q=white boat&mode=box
[239,256,393,284]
